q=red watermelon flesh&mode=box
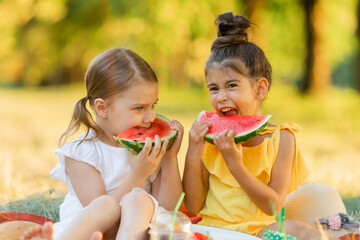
[197,111,272,144]
[193,232,211,240]
[116,117,172,141]
[114,115,177,154]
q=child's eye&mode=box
[152,102,158,109]
[229,83,238,88]
[135,106,143,111]
[209,87,218,92]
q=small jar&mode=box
[263,229,297,240]
[148,210,193,240]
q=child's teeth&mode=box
[221,108,233,115]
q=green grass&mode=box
[0,83,359,218]
[343,196,360,218]
[0,190,63,222]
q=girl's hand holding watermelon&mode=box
[162,120,184,159]
[128,135,169,179]
[114,115,184,211]
[187,121,211,161]
[212,129,243,172]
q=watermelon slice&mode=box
[113,115,177,154]
[197,111,272,144]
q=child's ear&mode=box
[255,78,268,101]
[94,98,107,118]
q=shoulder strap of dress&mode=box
[259,121,301,135]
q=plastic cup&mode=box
[148,210,193,240]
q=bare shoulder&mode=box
[279,129,295,152]
[280,129,295,141]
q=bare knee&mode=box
[121,190,154,213]
[121,190,152,204]
[87,195,121,222]
[117,190,155,239]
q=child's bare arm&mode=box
[110,136,168,203]
[267,130,295,209]
[151,120,184,210]
[183,158,210,214]
[215,129,295,215]
[65,157,147,206]
[65,157,107,207]
[182,121,211,214]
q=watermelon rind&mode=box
[197,111,272,145]
[113,115,177,155]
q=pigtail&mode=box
[59,96,101,146]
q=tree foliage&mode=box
[0,0,358,91]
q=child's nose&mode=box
[144,109,156,123]
[217,90,228,102]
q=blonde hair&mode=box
[59,48,158,145]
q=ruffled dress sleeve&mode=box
[50,137,103,184]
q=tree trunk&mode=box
[301,0,331,94]
[243,0,268,51]
[356,0,360,92]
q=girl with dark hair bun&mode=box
[183,13,338,240]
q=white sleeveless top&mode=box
[50,131,159,236]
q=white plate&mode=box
[192,224,261,240]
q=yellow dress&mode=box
[198,122,311,236]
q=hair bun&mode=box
[215,12,251,43]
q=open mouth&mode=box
[220,107,238,116]
[139,123,152,128]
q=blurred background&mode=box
[1,0,360,217]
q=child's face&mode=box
[103,80,159,136]
[206,67,260,116]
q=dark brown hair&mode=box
[205,12,272,89]
[60,48,158,145]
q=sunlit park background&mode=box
[1,0,360,221]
